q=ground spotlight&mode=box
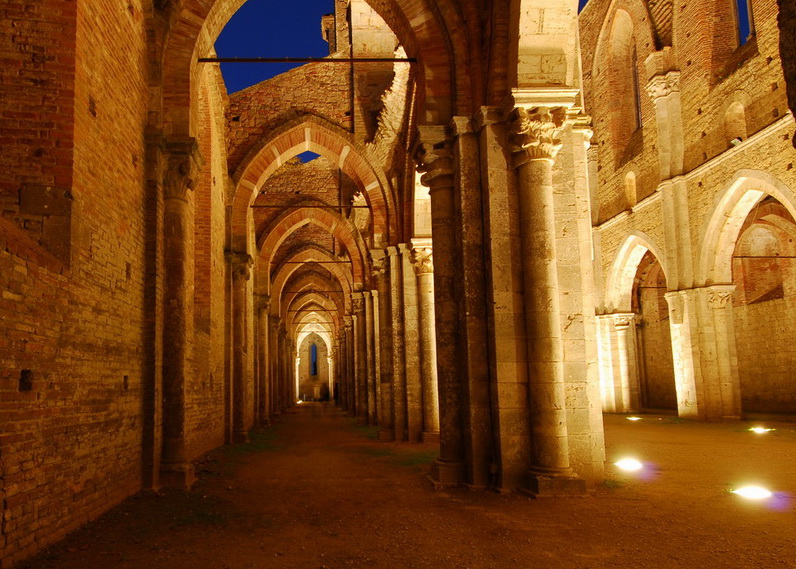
[731,486,773,500]
[626,416,642,421]
[748,426,774,434]
[614,458,643,471]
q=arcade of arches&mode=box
[2,0,796,564]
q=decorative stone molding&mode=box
[371,252,387,280]
[414,126,454,190]
[646,71,681,101]
[227,252,253,283]
[351,292,365,313]
[612,313,635,330]
[707,286,735,309]
[507,106,566,165]
[163,138,203,202]
[254,294,271,311]
[412,247,434,275]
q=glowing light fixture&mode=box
[296,400,303,405]
[731,486,772,500]
[749,426,774,434]
[614,458,643,471]
[626,416,642,421]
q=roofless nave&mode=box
[1,0,796,565]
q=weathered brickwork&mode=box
[226,65,351,175]
[0,0,150,565]
[0,0,76,262]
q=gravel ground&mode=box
[19,404,796,569]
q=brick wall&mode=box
[0,0,77,263]
[0,0,151,564]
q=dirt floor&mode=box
[18,404,796,569]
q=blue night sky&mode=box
[215,0,334,93]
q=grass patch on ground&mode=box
[352,423,380,440]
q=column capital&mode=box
[414,126,454,191]
[227,252,253,283]
[472,106,503,132]
[371,251,388,280]
[412,247,434,276]
[646,71,681,101]
[351,292,365,313]
[254,293,271,311]
[449,115,473,136]
[611,312,636,330]
[706,284,735,309]
[163,137,203,202]
[507,106,566,166]
[386,245,400,257]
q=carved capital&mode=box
[612,313,635,331]
[412,247,434,275]
[414,130,454,191]
[707,287,734,309]
[255,294,271,311]
[508,106,566,167]
[163,138,203,202]
[227,252,253,284]
[351,293,365,314]
[371,255,388,280]
[646,71,681,101]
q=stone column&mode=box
[707,286,741,419]
[416,130,466,483]
[255,294,271,426]
[613,313,640,413]
[595,314,619,413]
[412,246,440,442]
[364,290,377,425]
[508,106,584,495]
[160,139,201,489]
[278,325,288,413]
[400,243,423,442]
[352,293,368,423]
[342,317,353,412]
[269,315,281,418]
[229,252,253,444]
[387,247,407,440]
[373,252,395,441]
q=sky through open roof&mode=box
[215,0,334,93]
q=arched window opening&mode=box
[311,343,318,376]
[734,0,754,46]
[724,102,747,146]
[631,45,642,130]
[632,251,676,410]
[624,171,637,208]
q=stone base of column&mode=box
[428,459,466,487]
[378,428,395,441]
[160,463,196,489]
[232,430,250,444]
[524,471,588,498]
[356,416,368,425]
[421,431,440,444]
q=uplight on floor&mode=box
[748,426,774,434]
[614,458,643,471]
[731,486,773,500]
[626,416,642,421]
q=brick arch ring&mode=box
[231,116,395,244]
[266,245,356,312]
[158,0,471,138]
[280,272,348,321]
[287,293,342,335]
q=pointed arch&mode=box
[258,208,368,288]
[698,170,796,285]
[605,231,669,313]
[232,116,395,243]
[268,246,354,313]
[159,0,470,138]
